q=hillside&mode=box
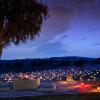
[0,56,100,73]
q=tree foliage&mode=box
[0,0,48,58]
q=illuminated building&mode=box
[66,72,74,82]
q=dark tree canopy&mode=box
[0,0,48,58]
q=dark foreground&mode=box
[0,93,100,100]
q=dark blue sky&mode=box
[2,0,100,59]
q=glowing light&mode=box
[66,73,74,83]
[81,83,85,86]
[97,87,100,92]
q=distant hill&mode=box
[0,56,100,73]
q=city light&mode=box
[0,68,100,83]
[97,87,100,92]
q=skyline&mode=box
[2,0,100,59]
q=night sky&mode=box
[2,0,100,59]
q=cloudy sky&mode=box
[2,0,100,59]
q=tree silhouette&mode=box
[92,58,100,64]
[0,0,48,58]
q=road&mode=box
[0,81,100,98]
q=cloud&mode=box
[47,31,71,54]
[34,6,74,46]
[43,0,97,7]
[89,27,100,32]
[48,33,68,44]
[40,0,100,44]
[93,43,100,46]
[2,44,43,59]
[80,37,87,40]
[3,43,38,53]
[70,0,97,7]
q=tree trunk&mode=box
[0,45,2,59]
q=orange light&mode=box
[97,87,100,92]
